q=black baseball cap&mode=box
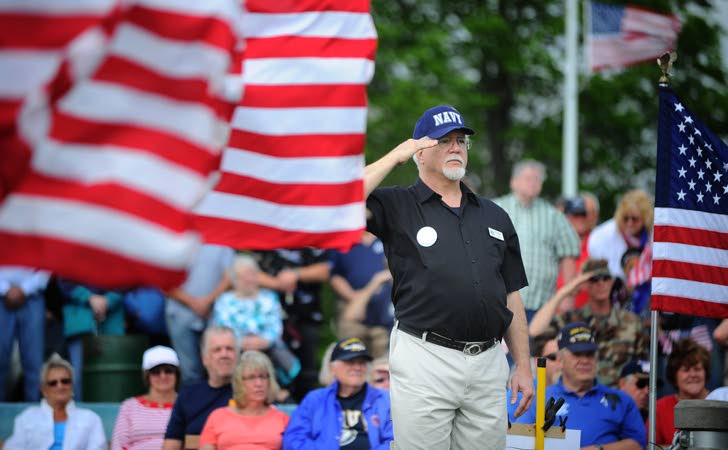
[331,337,372,362]
[557,322,598,353]
[620,359,650,378]
[564,197,587,216]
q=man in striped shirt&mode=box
[495,160,580,321]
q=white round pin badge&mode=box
[416,226,438,247]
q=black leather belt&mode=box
[398,322,499,356]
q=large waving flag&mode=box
[0,0,118,198]
[194,0,377,251]
[586,2,682,72]
[652,86,728,319]
[0,0,243,288]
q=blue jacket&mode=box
[283,382,393,450]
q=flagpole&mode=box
[561,0,579,197]
[649,52,677,450]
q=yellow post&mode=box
[535,357,546,450]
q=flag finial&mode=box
[657,52,677,86]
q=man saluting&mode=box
[364,105,534,450]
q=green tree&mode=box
[367,0,727,218]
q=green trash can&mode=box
[83,334,149,402]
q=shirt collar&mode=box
[413,178,479,206]
[554,378,603,397]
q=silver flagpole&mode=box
[648,310,659,450]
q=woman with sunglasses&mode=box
[5,354,106,449]
[199,351,289,450]
[587,189,654,280]
[111,345,180,450]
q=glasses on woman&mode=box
[437,136,471,151]
[622,215,642,223]
[149,366,177,376]
[242,373,270,382]
[542,352,558,361]
[46,378,72,387]
[588,274,612,283]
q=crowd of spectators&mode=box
[2,157,728,449]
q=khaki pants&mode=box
[389,325,509,450]
[337,319,390,359]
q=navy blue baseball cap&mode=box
[413,105,475,139]
[557,322,598,353]
[331,337,372,362]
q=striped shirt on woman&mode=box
[111,396,173,450]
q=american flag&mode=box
[0,0,118,198]
[586,1,682,73]
[0,0,243,288]
[651,86,728,319]
[193,0,376,251]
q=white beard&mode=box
[442,156,465,181]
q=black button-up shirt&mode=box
[367,178,528,341]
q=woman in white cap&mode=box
[111,345,180,450]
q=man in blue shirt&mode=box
[516,322,645,450]
[283,337,393,450]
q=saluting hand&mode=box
[392,137,437,164]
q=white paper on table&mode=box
[505,429,581,450]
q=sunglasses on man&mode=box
[635,377,649,389]
[588,274,612,283]
[46,378,72,387]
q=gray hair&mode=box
[511,159,546,182]
[41,353,74,386]
[580,191,600,215]
[201,325,238,356]
[226,253,260,280]
[232,351,280,407]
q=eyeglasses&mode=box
[242,373,270,382]
[149,366,177,376]
[636,378,649,389]
[437,136,471,151]
[622,215,642,223]
[542,352,558,361]
[46,378,71,387]
[588,274,612,283]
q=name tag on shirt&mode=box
[488,227,504,241]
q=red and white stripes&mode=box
[194,0,376,251]
[0,0,243,288]
[651,208,728,318]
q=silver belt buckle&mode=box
[463,342,482,356]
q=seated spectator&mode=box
[0,267,48,402]
[57,278,125,400]
[369,357,390,390]
[529,259,647,387]
[329,232,394,358]
[200,351,290,450]
[112,346,180,450]
[163,326,238,450]
[5,354,106,450]
[516,323,645,450]
[587,189,653,280]
[211,255,300,387]
[507,331,561,422]
[651,338,711,447]
[617,360,651,421]
[556,197,592,310]
[283,337,393,450]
